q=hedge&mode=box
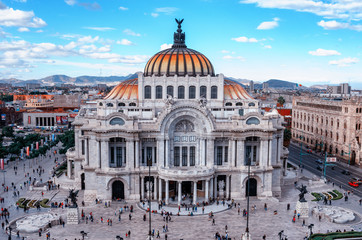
[311,192,322,201]
[310,231,362,240]
[332,190,343,200]
[40,198,50,208]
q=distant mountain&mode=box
[309,84,327,90]
[0,73,138,86]
[265,79,298,89]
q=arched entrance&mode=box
[351,151,356,165]
[81,173,85,190]
[112,181,125,200]
[245,178,257,197]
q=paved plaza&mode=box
[1,146,362,240]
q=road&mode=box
[288,142,362,198]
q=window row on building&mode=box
[144,85,218,99]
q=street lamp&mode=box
[243,157,251,240]
[342,144,351,167]
[298,136,309,168]
[8,226,12,240]
[278,230,288,240]
[147,156,152,240]
[308,224,314,239]
[80,231,87,240]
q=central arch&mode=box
[245,178,257,197]
[112,181,125,200]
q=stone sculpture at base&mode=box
[67,207,79,224]
[296,184,309,218]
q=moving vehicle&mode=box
[351,177,362,183]
[341,170,351,175]
[316,165,323,171]
[348,181,359,187]
[315,159,323,164]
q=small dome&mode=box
[144,19,214,77]
[104,78,138,100]
[224,79,253,100]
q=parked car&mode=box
[315,159,323,164]
[351,177,362,183]
[341,170,351,175]
[348,181,359,187]
[316,165,323,171]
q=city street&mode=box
[288,142,362,198]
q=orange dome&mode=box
[144,48,215,77]
[104,78,138,100]
[224,79,253,100]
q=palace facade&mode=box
[65,20,287,204]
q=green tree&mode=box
[277,96,285,107]
[2,126,14,138]
[283,128,292,147]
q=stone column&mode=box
[226,175,230,199]
[85,138,89,166]
[154,177,158,200]
[135,140,139,168]
[101,140,108,169]
[268,139,272,166]
[178,181,182,206]
[193,181,197,204]
[165,180,169,205]
[228,139,233,167]
[141,177,144,200]
[237,139,245,166]
[205,180,209,202]
[210,178,214,200]
[159,178,162,201]
[214,176,217,199]
[200,138,205,166]
[96,139,101,169]
[165,139,169,168]
[157,139,164,167]
[206,138,214,167]
[259,140,264,167]
[67,159,72,178]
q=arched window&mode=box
[178,86,185,99]
[225,102,232,106]
[129,102,136,106]
[189,86,196,99]
[200,86,207,98]
[110,117,125,126]
[248,102,255,107]
[236,102,243,106]
[106,103,114,107]
[118,103,125,106]
[167,85,174,97]
[211,86,218,99]
[144,85,151,99]
[155,85,163,99]
[239,109,244,116]
[246,117,260,125]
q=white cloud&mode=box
[155,7,178,15]
[318,20,362,31]
[329,57,359,67]
[83,27,115,31]
[257,17,279,30]
[119,6,128,11]
[231,36,258,43]
[240,0,362,20]
[151,13,159,18]
[0,8,47,28]
[223,55,245,61]
[65,0,77,6]
[18,27,29,32]
[14,0,27,2]
[36,29,43,33]
[221,50,229,53]
[160,43,172,50]
[123,29,141,37]
[264,45,272,49]
[309,48,341,56]
[117,39,134,46]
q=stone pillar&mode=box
[259,140,264,167]
[206,138,214,167]
[135,140,139,168]
[193,181,197,204]
[165,180,169,205]
[200,138,205,166]
[141,177,144,200]
[178,181,182,206]
[154,177,158,200]
[228,139,233,167]
[165,139,169,168]
[157,139,164,167]
[205,180,209,202]
[226,175,230,199]
[101,140,108,169]
[85,138,89,166]
[210,178,214,200]
[127,140,135,169]
[268,139,272,166]
[97,140,101,169]
[67,159,72,178]
[159,178,162,201]
[214,176,217,198]
[237,139,245,166]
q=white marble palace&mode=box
[65,20,287,205]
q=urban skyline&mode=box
[0,0,361,88]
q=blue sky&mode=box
[0,0,361,88]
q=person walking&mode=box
[264,203,267,211]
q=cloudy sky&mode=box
[0,0,361,87]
